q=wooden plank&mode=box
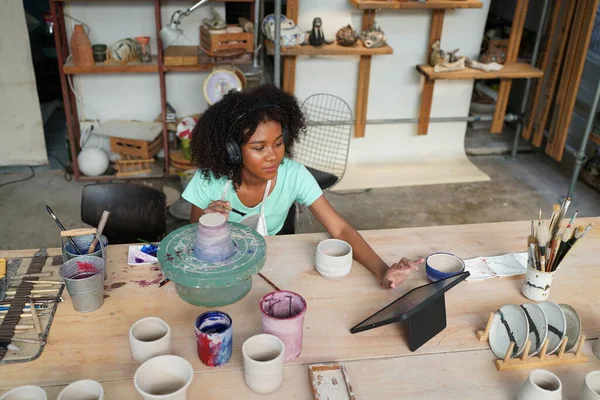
[491,0,529,134]
[1,219,600,390]
[355,56,371,138]
[283,57,296,94]
[521,0,561,141]
[286,0,299,22]
[63,57,159,74]
[349,0,483,9]
[417,9,445,136]
[547,0,599,161]
[265,40,393,56]
[416,63,543,80]
[531,0,577,147]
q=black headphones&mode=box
[226,103,289,165]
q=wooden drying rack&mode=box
[476,311,588,371]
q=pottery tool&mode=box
[28,296,43,341]
[88,210,110,254]
[23,280,64,285]
[11,272,53,280]
[158,278,170,287]
[46,205,82,255]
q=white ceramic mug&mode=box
[580,371,600,400]
[517,369,562,400]
[134,355,194,400]
[315,239,353,279]
[129,317,172,364]
[58,380,104,400]
[0,385,47,400]
[242,334,285,394]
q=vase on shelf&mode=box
[71,24,94,67]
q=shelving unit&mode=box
[349,0,483,10]
[50,0,255,181]
[416,63,543,80]
[265,40,393,56]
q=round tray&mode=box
[158,222,266,307]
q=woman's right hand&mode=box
[204,200,231,218]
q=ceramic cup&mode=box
[134,355,194,400]
[522,266,556,302]
[516,369,562,400]
[260,290,307,361]
[315,239,353,279]
[57,380,104,400]
[425,252,465,282]
[0,386,47,400]
[594,339,600,360]
[195,311,233,367]
[129,317,172,364]
[580,371,600,400]
[242,334,285,394]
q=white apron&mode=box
[221,180,271,237]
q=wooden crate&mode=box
[110,135,162,159]
[200,25,253,57]
[164,46,199,66]
[115,158,154,178]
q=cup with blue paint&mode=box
[195,311,233,367]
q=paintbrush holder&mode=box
[522,266,556,302]
[60,233,108,280]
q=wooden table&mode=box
[1,219,599,399]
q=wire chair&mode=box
[295,93,353,191]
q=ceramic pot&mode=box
[134,355,193,400]
[315,239,352,279]
[195,311,233,367]
[580,371,600,400]
[516,370,562,400]
[0,386,47,400]
[194,213,235,262]
[129,317,172,364]
[522,266,556,301]
[70,25,94,67]
[260,290,307,361]
[242,334,285,394]
[425,252,465,282]
[58,380,104,400]
[92,44,107,62]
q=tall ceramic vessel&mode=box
[70,25,94,67]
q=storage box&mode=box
[110,135,162,159]
[163,46,199,66]
[200,25,253,57]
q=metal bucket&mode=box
[59,256,105,313]
[61,234,108,279]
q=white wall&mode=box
[0,2,47,166]
[67,0,491,166]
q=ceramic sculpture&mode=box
[308,17,332,46]
[336,25,359,47]
[194,213,236,262]
[360,24,386,48]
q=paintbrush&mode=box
[158,278,170,287]
[536,221,549,256]
[0,342,20,351]
[88,210,110,254]
[28,296,43,341]
[46,205,82,255]
[527,222,540,270]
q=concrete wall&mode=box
[0,2,47,166]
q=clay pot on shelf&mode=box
[71,24,94,67]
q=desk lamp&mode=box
[160,0,211,49]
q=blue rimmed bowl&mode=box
[425,252,465,282]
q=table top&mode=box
[1,219,599,399]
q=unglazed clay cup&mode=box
[0,386,47,400]
[242,334,285,394]
[580,371,600,400]
[58,380,104,400]
[129,317,172,364]
[134,355,194,400]
[315,239,353,279]
[516,369,562,400]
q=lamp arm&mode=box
[184,0,212,16]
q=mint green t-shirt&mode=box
[181,159,323,236]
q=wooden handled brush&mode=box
[88,210,110,254]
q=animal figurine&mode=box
[203,7,227,30]
[262,14,305,47]
[447,48,460,63]
[309,17,332,46]
[336,24,359,47]
[360,24,386,48]
[429,40,445,67]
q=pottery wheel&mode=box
[158,222,266,289]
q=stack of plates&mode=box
[488,301,581,359]
[170,151,195,173]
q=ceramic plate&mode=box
[489,304,530,359]
[169,198,192,221]
[559,304,581,352]
[520,303,548,356]
[537,301,567,355]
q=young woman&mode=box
[182,84,422,289]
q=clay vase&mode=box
[71,25,94,67]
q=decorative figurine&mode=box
[308,17,332,47]
[203,7,227,30]
[336,24,359,47]
[360,24,386,48]
[262,14,305,47]
[429,40,445,67]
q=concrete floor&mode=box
[2,152,600,250]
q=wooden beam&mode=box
[354,10,376,138]
[281,0,299,95]
[417,9,445,136]
[521,0,561,141]
[547,0,599,161]
[531,0,577,147]
[491,0,529,134]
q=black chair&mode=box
[81,183,167,244]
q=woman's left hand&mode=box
[381,257,424,289]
